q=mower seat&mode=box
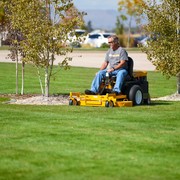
[111,56,134,82]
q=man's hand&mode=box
[107,68,114,73]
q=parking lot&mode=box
[0,50,156,71]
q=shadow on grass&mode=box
[150,100,173,106]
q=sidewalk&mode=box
[0,50,156,71]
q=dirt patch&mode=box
[1,93,180,105]
[1,94,69,105]
[151,93,180,101]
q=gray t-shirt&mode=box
[105,47,128,70]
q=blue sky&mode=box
[73,0,119,10]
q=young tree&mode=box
[141,0,180,94]
[1,1,23,94]
[7,31,24,95]
[115,17,124,35]
[4,0,84,96]
[118,0,145,47]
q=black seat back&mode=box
[127,57,134,78]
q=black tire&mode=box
[144,94,151,105]
[105,100,114,107]
[128,85,143,105]
[69,99,78,106]
[69,99,73,105]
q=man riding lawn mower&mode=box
[69,35,150,107]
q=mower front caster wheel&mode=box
[69,99,78,106]
[105,100,114,107]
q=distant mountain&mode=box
[83,9,119,31]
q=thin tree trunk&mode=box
[44,0,51,97]
[177,72,180,94]
[36,67,44,95]
[177,9,180,94]
[16,51,19,94]
[21,61,25,95]
[49,54,54,82]
[45,66,49,97]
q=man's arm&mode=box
[107,60,127,73]
[100,61,108,70]
[113,60,126,70]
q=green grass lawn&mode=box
[0,103,180,180]
[0,62,179,180]
[0,62,177,97]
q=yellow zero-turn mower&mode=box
[69,57,151,107]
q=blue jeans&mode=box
[90,68,128,93]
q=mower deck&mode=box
[69,92,133,107]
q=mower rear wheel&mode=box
[144,94,151,105]
[105,100,114,107]
[129,85,143,105]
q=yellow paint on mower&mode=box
[69,92,133,107]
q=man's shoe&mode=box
[85,89,96,95]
